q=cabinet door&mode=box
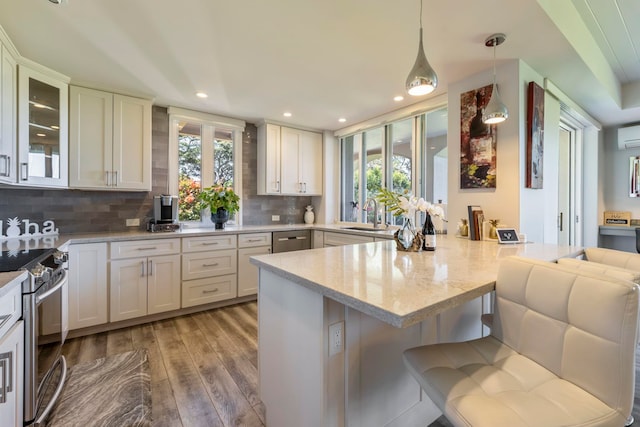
[110,258,148,322]
[0,320,24,427]
[113,94,151,190]
[147,254,181,315]
[69,86,113,189]
[17,65,68,187]
[68,243,108,330]
[238,246,271,297]
[280,126,302,194]
[257,123,281,194]
[0,45,17,184]
[300,130,323,195]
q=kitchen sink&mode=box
[341,226,388,232]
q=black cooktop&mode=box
[0,248,55,273]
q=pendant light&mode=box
[482,33,508,124]
[405,0,438,96]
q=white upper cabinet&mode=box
[257,122,323,196]
[0,45,17,184]
[69,86,151,190]
[17,61,69,187]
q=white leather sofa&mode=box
[403,256,639,427]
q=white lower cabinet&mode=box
[68,243,108,330]
[181,235,238,308]
[323,231,375,247]
[238,246,271,297]
[237,233,272,297]
[110,254,181,322]
[0,320,24,427]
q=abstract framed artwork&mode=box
[460,84,497,189]
[526,81,545,189]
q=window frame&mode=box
[338,102,448,225]
[168,107,245,226]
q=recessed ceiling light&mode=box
[36,133,46,137]
[195,92,208,98]
[283,112,292,117]
[393,96,404,102]
[338,118,347,123]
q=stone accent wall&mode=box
[0,107,312,234]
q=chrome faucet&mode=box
[363,198,380,228]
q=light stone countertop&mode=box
[250,235,584,328]
[0,271,27,298]
[0,223,395,251]
[0,223,394,290]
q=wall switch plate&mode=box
[272,215,280,221]
[126,218,140,227]
[329,321,344,356]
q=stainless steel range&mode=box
[0,248,68,426]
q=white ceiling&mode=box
[1,0,639,131]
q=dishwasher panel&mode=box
[272,230,311,253]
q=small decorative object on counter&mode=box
[422,213,436,251]
[458,219,469,237]
[304,205,315,224]
[488,219,500,239]
[197,184,240,229]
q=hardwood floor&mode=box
[61,302,264,427]
[62,302,640,427]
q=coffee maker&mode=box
[148,195,180,232]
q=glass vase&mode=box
[395,217,417,251]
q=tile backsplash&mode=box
[0,107,312,234]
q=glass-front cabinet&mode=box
[17,63,68,187]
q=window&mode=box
[340,107,447,224]
[168,107,245,224]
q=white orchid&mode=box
[377,188,444,220]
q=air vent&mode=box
[618,125,640,150]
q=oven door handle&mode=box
[35,355,67,425]
[35,269,68,305]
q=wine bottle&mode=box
[422,213,436,251]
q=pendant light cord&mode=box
[492,39,497,85]
[419,0,423,30]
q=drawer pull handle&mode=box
[202,242,219,246]
[137,247,157,251]
[203,263,219,267]
[246,239,262,242]
[202,288,219,294]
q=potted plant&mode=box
[197,185,240,229]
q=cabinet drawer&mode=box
[182,250,237,280]
[323,232,374,246]
[238,232,271,248]
[182,274,237,308]
[182,235,237,252]
[110,238,180,259]
[0,281,23,338]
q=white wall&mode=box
[447,59,522,237]
[314,130,339,224]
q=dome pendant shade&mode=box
[482,33,508,124]
[483,83,508,124]
[406,28,438,96]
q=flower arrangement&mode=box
[197,185,240,215]
[376,188,444,219]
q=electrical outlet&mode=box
[126,218,140,227]
[271,215,280,221]
[329,321,344,356]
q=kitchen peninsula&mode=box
[251,236,583,427]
